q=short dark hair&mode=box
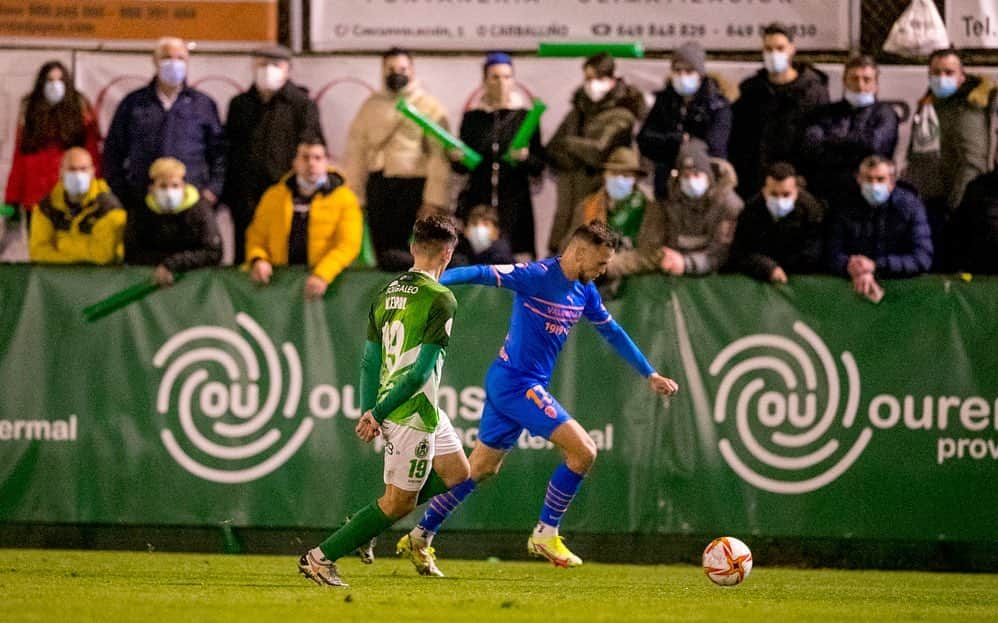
[929,46,962,68]
[467,204,500,226]
[762,22,793,42]
[382,46,413,62]
[570,219,621,251]
[859,154,896,176]
[412,216,459,252]
[297,136,327,153]
[765,162,797,182]
[583,52,615,78]
[845,54,879,75]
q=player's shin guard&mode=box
[318,501,394,562]
[538,463,584,530]
[416,478,476,535]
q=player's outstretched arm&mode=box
[589,316,679,396]
[440,265,497,286]
[440,262,542,294]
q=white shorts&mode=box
[382,411,463,491]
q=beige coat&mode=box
[609,157,743,277]
[343,80,452,209]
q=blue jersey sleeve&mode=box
[584,284,655,377]
[441,262,543,295]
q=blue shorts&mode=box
[477,363,573,451]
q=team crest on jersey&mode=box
[415,439,430,459]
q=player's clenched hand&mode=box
[355,411,381,443]
[648,372,679,396]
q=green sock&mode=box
[318,501,394,561]
[416,469,449,506]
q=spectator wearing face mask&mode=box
[29,147,125,264]
[451,205,514,267]
[573,146,649,252]
[905,47,995,271]
[827,156,933,300]
[5,61,101,227]
[729,22,829,199]
[124,157,223,286]
[608,139,742,278]
[547,52,647,256]
[801,55,899,205]
[637,42,732,200]
[245,139,362,300]
[223,45,324,264]
[728,162,824,283]
[343,47,451,271]
[103,36,225,212]
[452,52,546,260]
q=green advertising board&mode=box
[0,266,995,542]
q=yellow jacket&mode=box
[30,178,126,265]
[245,168,363,283]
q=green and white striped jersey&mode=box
[367,270,457,432]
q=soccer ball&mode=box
[702,537,753,586]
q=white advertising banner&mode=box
[946,0,998,48]
[311,0,853,52]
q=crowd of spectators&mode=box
[3,26,997,303]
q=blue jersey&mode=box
[440,258,655,384]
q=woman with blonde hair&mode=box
[124,157,222,285]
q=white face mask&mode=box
[763,51,790,74]
[765,195,796,219]
[467,224,493,255]
[155,187,185,212]
[62,171,91,197]
[679,174,709,199]
[158,59,187,87]
[583,78,614,102]
[44,80,66,105]
[255,64,287,92]
[844,89,876,108]
[670,73,701,97]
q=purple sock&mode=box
[539,463,584,528]
[417,478,477,534]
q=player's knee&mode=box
[567,439,597,473]
[379,493,417,519]
[470,461,501,482]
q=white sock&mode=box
[410,526,434,547]
[533,521,558,538]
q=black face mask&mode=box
[385,72,409,92]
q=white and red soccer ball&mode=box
[702,537,753,586]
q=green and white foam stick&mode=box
[82,273,184,322]
[537,42,644,58]
[0,204,14,218]
[502,98,547,165]
[395,98,483,170]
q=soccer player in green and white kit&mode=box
[298,216,466,587]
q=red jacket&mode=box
[4,101,101,211]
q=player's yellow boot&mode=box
[396,533,445,577]
[527,534,583,567]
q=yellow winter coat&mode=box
[245,168,363,283]
[29,178,126,265]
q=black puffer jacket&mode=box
[637,76,732,198]
[730,63,829,197]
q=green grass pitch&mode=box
[1,549,996,622]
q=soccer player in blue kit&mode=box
[396,220,679,570]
